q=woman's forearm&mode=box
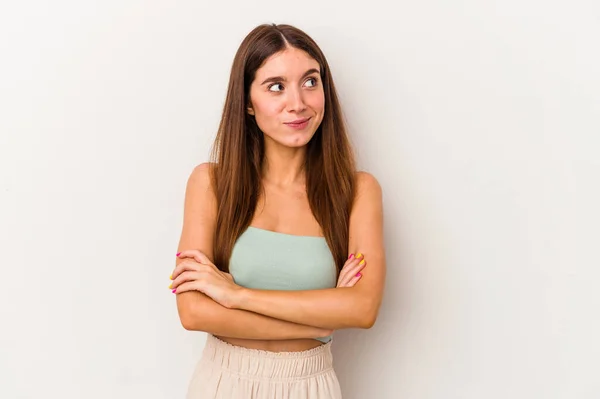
[176,292,333,340]
[233,286,378,330]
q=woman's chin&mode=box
[267,132,316,149]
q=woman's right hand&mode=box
[336,253,366,288]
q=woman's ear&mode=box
[247,106,255,116]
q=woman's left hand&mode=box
[170,249,242,309]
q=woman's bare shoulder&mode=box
[354,171,382,195]
[187,162,217,193]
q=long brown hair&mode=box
[210,23,356,273]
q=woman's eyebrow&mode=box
[260,68,320,85]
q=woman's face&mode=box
[247,46,325,148]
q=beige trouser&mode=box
[186,334,342,399]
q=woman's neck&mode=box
[262,140,307,187]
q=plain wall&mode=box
[1,1,598,398]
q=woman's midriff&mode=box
[214,336,323,352]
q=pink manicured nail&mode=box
[176,252,181,257]
[172,289,176,293]
[348,254,354,260]
[356,273,362,277]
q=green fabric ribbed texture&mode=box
[229,226,337,343]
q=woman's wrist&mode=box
[230,286,251,310]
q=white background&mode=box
[1,1,599,398]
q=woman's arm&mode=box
[177,291,332,340]
[231,172,386,330]
[175,163,332,339]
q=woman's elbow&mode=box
[356,299,381,329]
[176,293,207,331]
[178,304,197,330]
[357,312,377,329]
[179,311,197,331]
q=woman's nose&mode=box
[286,89,307,113]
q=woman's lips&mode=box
[284,117,311,130]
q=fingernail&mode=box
[356,253,363,258]
[176,252,181,257]
[168,283,172,289]
[348,254,354,259]
[356,272,362,277]
[359,259,365,265]
[169,274,173,280]
[172,289,176,294]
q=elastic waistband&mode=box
[200,334,334,380]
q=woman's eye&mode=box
[304,77,318,87]
[268,83,284,92]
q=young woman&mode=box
[169,23,386,398]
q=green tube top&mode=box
[229,226,337,343]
